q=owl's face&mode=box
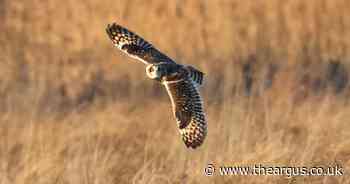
[146,63,183,82]
[146,64,164,81]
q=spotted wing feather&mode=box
[106,23,176,65]
[163,78,207,149]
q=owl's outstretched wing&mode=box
[106,23,176,65]
[163,77,207,149]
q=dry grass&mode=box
[1,0,350,183]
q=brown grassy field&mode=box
[1,0,350,183]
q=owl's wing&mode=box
[163,77,207,149]
[106,23,176,65]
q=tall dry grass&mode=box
[1,0,350,183]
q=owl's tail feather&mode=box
[186,66,204,87]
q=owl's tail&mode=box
[186,66,204,87]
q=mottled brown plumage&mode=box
[106,22,207,149]
[163,72,207,148]
[106,23,175,65]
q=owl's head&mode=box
[146,64,165,81]
[146,63,182,82]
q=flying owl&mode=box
[106,23,207,149]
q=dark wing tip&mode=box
[105,23,114,40]
[105,22,121,40]
[106,24,111,35]
[183,136,205,149]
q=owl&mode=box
[106,23,207,149]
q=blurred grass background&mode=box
[0,0,350,183]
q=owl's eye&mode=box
[149,67,154,72]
